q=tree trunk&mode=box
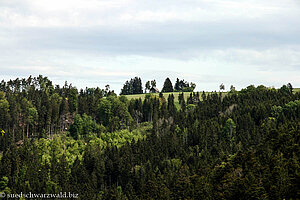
[12,125,15,141]
[26,124,29,138]
[22,124,25,141]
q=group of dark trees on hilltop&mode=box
[120,77,196,95]
[120,77,143,95]
[0,75,299,199]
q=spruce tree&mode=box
[161,78,173,93]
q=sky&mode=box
[0,0,300,93]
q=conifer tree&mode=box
[161,78,173,93]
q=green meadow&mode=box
[123,91,228,109]
[123,92,196,102]
[124,87,300,104]
[293,88,300,93]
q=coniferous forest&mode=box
[0,75,299,199]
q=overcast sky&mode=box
[0,0,300,93]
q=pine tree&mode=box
[162,78,173,93]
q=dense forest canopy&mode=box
[0,75,299,199]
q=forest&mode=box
[0,75,299,199]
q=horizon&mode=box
[0,74,296,94]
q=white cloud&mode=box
[198,48,300,70]
[1,0,299,27]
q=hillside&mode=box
[0,76,299,199]
[124,91,213,109]
[124,91,227,107]
[125,87,300,101]
[124,91,197,101]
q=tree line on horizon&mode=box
[120,77,197,95]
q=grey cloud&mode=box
[1,0,300,59]
[1,0,300,91]
[3,17,299,58]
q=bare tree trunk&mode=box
[12,125,15,141]
[26,124,29,138]
[22,125,25,141]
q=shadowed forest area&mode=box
[0,75,299,199]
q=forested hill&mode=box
[0,75,299,199]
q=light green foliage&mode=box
[284,100,299,112]
[89,122,151,149]
[97,98,112,126]
[0,176,11,194]
[223,118,236,139]
[272,100,300,119]
[0,92,9,127]
[70,114,105,139]
[182,87,194,92]
[36,135,85,166]
[34,122,151,167]
[101,129,141,148]
[0,176,8,189]
[21,98,38,125]
[271,105,283,118]
[87,135,106,150]
[81,114,104,135]
[98,96,133,131]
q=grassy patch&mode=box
[124,92,196,102]
[293,88,300,93]
[124,91,227,103]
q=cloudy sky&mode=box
[0,0,300,92]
